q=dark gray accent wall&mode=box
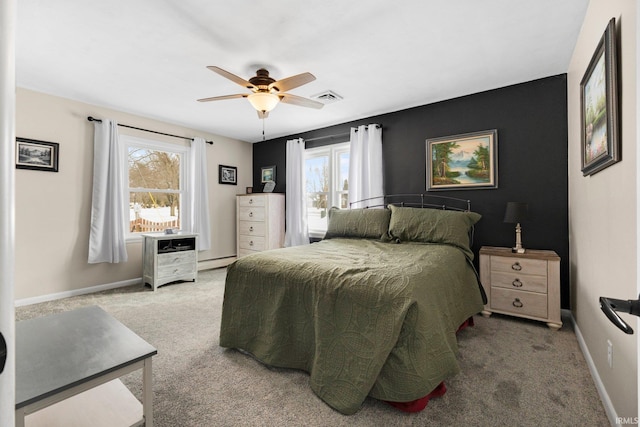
[253,74,569,308]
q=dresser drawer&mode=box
[238,248,260,258]
[239,235,265,251]
[238,221,266,237]
[239,206,265,222]
[491,256,547,276]
[238,196,266,207]
[157,250,196,267]
[491,271,547,293]
[491,287,548,319]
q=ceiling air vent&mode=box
[311,90,343,104]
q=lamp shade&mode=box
[248,92,280,112]
[503,202,528,223]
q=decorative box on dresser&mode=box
[479,246,562,330]
[142,232,198,291]
[236,193,285,258]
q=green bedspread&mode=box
[219,238,484,414]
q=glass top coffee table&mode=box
[15,306,157,427]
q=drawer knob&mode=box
[249,212,253,217]
[249,198,253,204]
[512,279,523,288]
[249,226,254,232]
[249,240,254,246]
[511,262,522,271]
[512,298,524,308]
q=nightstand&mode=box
[142,233,198,291]
[479,246,562,330]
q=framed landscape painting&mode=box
[580,18,619,176]
[16,137,59,172]
[426,129,498,191]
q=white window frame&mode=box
[305,141,349,238]
[120,135,191,241]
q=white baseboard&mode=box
[15,258,235,308]
[14,277,142,307]
[567,309,618,426]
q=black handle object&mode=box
[599,295,640,335]
[0,332,6,374]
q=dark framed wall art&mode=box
[219,165,237,185]
[580,18,619,176]
[261,165,276,183]
[426,129,498,191]
[16,137,59,172]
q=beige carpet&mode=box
[16,268,609,426]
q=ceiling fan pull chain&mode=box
[262,117,266,141]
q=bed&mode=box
[219,195,485,415]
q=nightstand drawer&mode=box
[239,235,265,251]
[239,206,265,222]
[491,288,548,319]
[157,250,196,266]
[157,262,196,279]
[491,256,547,276]
[239,196,266,207]
[238,221,266,236]
[491,271,547,293]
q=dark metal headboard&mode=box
[349,193,471,212]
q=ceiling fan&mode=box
[197,66,324,118]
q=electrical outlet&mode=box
[607,340,613,368]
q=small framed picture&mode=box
[16,137,59,172]
[219,165,237,185]
[246,187,253,194]
[261,165,276,183]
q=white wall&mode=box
[14,88,252,300]
[568,0,637,419]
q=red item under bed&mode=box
[384,316,475,413]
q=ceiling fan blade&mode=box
[197,94,248,102]
[279,93,324,109]
[269,72,316,93]
[257,110,269,119]
[207,66,256,90]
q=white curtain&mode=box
[88,119,128,263]
[348,124,383,207]
[284,138,309,246]
[189,137,211,251]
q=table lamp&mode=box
[504,202,528,253]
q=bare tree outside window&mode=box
[128,147,182,233]
[304,143,349,236]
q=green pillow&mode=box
[387,205,481,255]
[324,207,391,239]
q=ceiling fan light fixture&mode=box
[248,92,279,113]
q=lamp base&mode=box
[512,223,525,254]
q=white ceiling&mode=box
[16,1,589,143]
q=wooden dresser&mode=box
[236,193,285,258]
[479,246,562,330]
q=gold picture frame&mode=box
[426,129,498,191]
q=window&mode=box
[305,142,349,237]
[121,135,190,238]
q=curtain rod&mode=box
[304,124,382,143]
[87,116,213,145]
[304,132,350,143]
